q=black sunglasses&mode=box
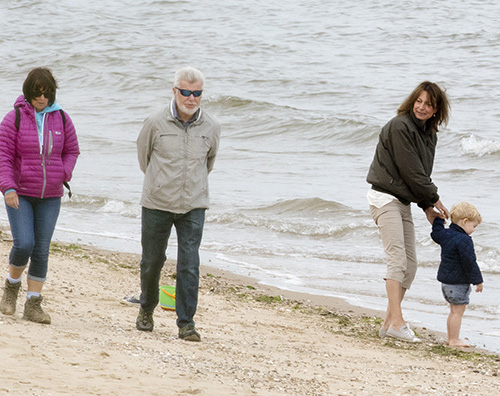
[175,87,203,97]
[33,90,53,98]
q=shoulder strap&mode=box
[59,109,71,198]
[63,181,72,198]
[59,109,66,127]
[15,106,66,132]
[15,105,20,131]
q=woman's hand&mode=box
[424,199,449,224]
[433,199,450,219]
[5,191,19,209]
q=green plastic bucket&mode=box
[159,285,176,311]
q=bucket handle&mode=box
[161,288,176,300]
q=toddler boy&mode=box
[431,202,483,347]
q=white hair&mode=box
[173,66,205,88]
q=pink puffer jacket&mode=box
[0,95,80,198]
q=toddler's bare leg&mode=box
[447,304,470,347]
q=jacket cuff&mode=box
[418,193,440,211]
[418,201,433,210]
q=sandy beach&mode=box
[0,231,498,396]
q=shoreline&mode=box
[1,236,499,395]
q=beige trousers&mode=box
[370,200,418,289]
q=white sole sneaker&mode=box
[387,324,421,343]
[379,322,412,338]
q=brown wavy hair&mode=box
[23,67,58,106]
[397,81,450,132]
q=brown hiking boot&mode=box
[23,296,51,324]
[0,279,22,315]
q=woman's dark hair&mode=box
[23,67,58,106]
[397,81,450,131]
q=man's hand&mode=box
[475,283,483,293]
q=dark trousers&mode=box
[140,206,205,328]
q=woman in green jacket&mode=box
[367,81,450,343]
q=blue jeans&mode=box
[140,207,205,328]
[6,196,61,282]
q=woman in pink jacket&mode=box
[0,67,79,324]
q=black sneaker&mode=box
[178,325,201,342]
[136,309,154,332]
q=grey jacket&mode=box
[366,111,439,210]
[137,100,221,214]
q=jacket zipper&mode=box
[182,123,189,198]
[41,156,47,198]
[48,129,53,163]
[40,114,48,198]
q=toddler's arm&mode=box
[430,217,446,243]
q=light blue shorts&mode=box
[441,283,471,305]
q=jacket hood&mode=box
[14,95,29,109]
[14,95,62,113]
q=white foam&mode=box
[461,134,500,157]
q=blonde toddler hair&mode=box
[450,202,482,224]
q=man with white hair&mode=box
[136,66,221,341]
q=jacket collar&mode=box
[409,110,431,134]
[169,99,202,124]
[450,222,467,235]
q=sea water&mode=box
[1,0,500,352]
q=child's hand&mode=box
[425,206,442,224]
[475,283,483,293]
